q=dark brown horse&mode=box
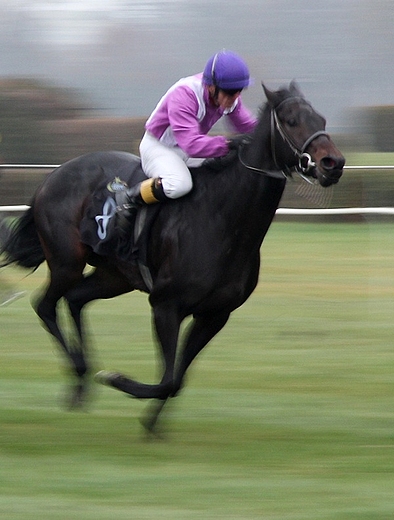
[0,82,345,432]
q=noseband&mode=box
[271,97,329,176]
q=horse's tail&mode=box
[0,202,45,270]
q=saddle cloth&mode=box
[79,163,158,270]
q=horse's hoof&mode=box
[69,386,87,409]
[139,399,168,438]
[139,413,157,434]
[139,414,166,440]
[94,370,119,386]
[62,381,89,411]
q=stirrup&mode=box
[115,190,130,212]
[118,202,137,212]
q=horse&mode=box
[0,81,345,432]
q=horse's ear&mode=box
[261,82,280,107]
[289,79,302,97]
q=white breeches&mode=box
[139,132,204,199]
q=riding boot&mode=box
[115,178,165,232]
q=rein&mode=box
[238,146,288,180]
[239,97,330,181]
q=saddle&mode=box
[79,160,159,290]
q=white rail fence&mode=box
[1,165,394,216]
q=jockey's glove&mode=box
[227,135,249,150]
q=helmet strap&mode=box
[211,52,219,86]
[207,85,220,106]
[211,52,220,104]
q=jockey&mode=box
[117,50,258,220]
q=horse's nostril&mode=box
[321,156,345,171]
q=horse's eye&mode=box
[287,118,297,127]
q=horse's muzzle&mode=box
[316,155,345,187]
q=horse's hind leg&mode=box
[35,264,86,391]
[64,265,135,403]
[65,265,134,348]
[32,216,88,406]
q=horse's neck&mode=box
[203,159,286,245]
[224,108,287,243]
[244,106,276,171]
[231,105,286,215]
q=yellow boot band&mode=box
[140,179,159,204]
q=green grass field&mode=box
[1,221,394,519]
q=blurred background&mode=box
[0,0,393,205]
[0,0,393,155]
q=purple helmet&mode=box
[203,50,251,90]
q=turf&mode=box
[1,221,394,519]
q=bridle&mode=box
[239,96,330,181]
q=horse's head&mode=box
[262,81,345,187]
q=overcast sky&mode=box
[0,0,393,131]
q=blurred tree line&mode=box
[0,78,145,164]
[347,105,394,153]
[1,77,394,164]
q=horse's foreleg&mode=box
[172,310,230,396]
[140,310,230,433]
[96,301,182,404]
[152,302,182,395]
